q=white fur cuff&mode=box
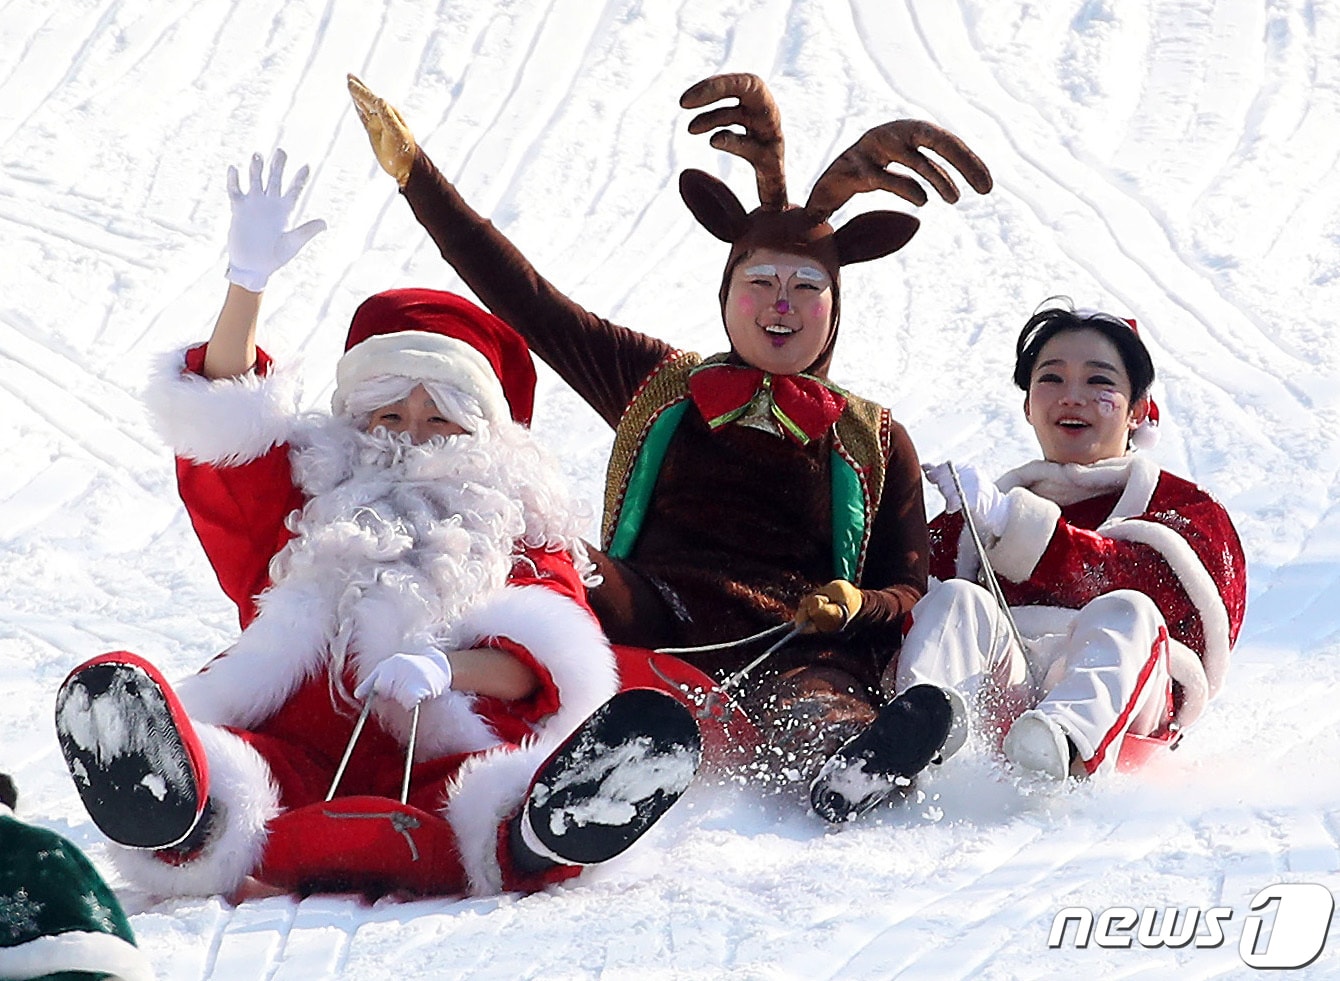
[987,488,1061,583]
[143,347,300,466]
[441,740,553,896]
[458,583,618,741]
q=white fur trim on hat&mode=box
[0,931,155,981]
[331,331,508,423]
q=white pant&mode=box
[886,580,1172,776]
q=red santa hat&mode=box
[332,289,536,426]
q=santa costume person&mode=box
[54,150,701,900]
[811,301,1247,820]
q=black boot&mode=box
[809,684,954,824]
[54,654,209,849]
[511,688,702,869]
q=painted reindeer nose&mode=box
[775,299,791,314]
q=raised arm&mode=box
[347,75,671,426]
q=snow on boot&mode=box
[809,684,954,824]
[1002,709,1073,780]
[54,652,209,850]
[515,688,702,868]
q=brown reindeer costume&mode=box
[350,73,992,785]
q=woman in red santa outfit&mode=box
[811,300,1247,820]
[54,151,702,900]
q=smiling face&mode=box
[1024,328,1149,465]
[723,248,834,375]
[366,383,468,444]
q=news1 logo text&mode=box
[1049,883,1335,969]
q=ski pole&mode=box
[947,461,1028,656]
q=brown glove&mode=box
[347,74,418,187]
[795,580,863,634]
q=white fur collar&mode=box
[998,454,1159,518]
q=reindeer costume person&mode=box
[349,74,992,799]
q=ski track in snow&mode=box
[2,0,1338,977]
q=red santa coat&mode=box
[928,454,1246,728]
[120,345,618,898]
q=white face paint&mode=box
[743,263,826,282]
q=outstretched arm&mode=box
[348,75,672,427]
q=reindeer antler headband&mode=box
[678,73,994,270]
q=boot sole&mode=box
[55,655,206,849]
[523,688,702,866]
[810,684,954,823]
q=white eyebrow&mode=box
[744,264,778,277]
[795,266,826,281]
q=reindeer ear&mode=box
[833,211,921,265]
[679,169,749,243]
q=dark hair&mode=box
[1013,299,1155,399]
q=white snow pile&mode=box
[1,0,1337,978]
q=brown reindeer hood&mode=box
[678,74,994,377]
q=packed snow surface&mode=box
[1,0,1337,977]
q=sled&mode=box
[259,795,465,896]
[1116,724,1182,772]
[260,687,702,898]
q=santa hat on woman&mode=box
[331,288,536,426]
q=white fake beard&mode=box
[264,419,594,704]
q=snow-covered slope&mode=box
[1,1,1337,977]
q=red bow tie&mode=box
[687,363,847,445]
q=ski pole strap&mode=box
[654,621,792,656]
[947,461,1029,657]
[327,699,373,802]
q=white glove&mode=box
[922,462,1010,538]
[225,149,327,292]
[354,650,454,709]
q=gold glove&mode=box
[795,579,863,634]
[347,74,417,187]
